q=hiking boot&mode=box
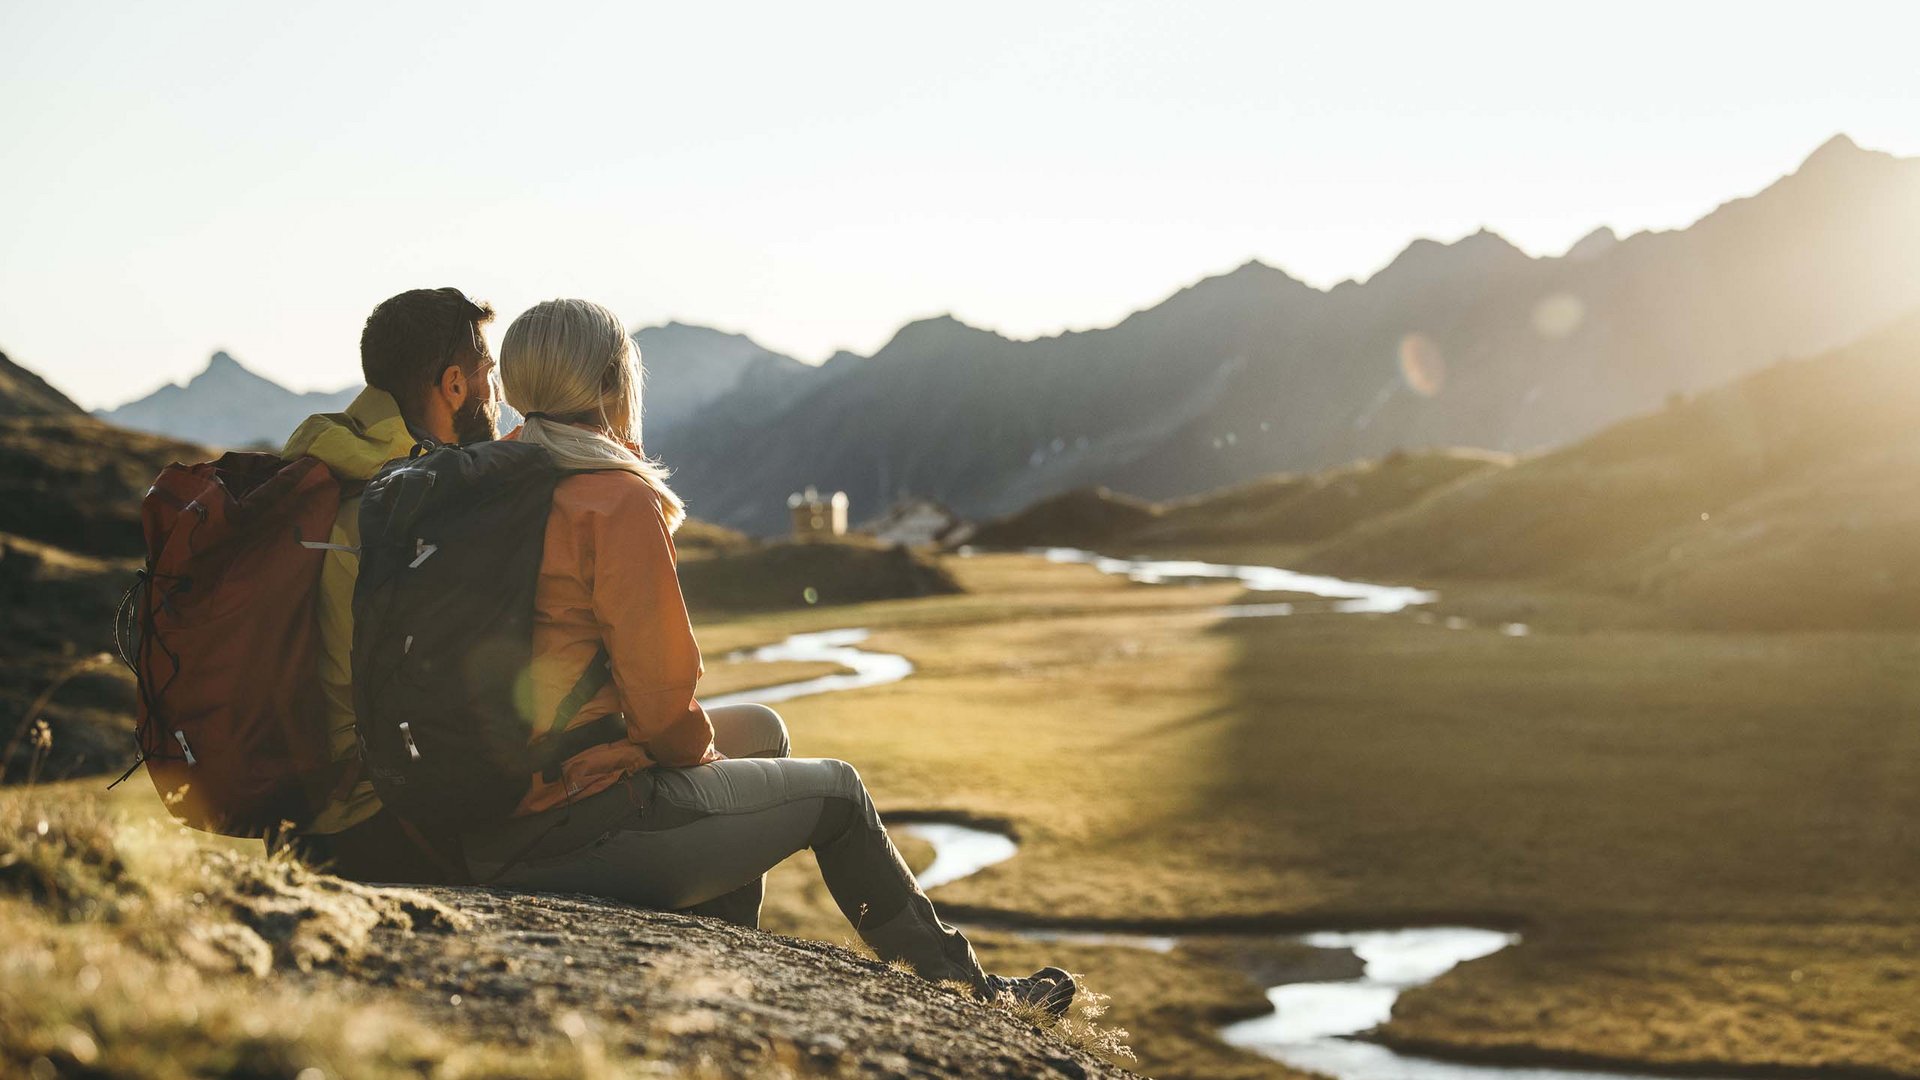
[981,966,1077,1018]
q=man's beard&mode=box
[453,395,499,444]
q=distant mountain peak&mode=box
[882,314,1003,354]
[96,349,359,448]
[183,349,284,395]
[1565,225,1619,262]
[1804,132,1861,163]
[1409,228,1521,256]
[1221,257,1314,290]
[1374,227,1528,285]
[1461,226,1523,250]
[1794,133,1897,177]
[906,313,970,329]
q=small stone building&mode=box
[788,486,849,538]
[859,498,970,547]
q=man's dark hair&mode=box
[360,287,496,417]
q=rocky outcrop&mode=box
[1,796,1133,1079]
[353,887,1137,1079]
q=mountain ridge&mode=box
[658,134,1920,534]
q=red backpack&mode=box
[118,452,343,837]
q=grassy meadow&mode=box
[698,552,1920,1079]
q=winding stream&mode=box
[715,551,1726,1079]
[704,628,914,709]
[1036,547,1437,615]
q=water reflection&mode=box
[1038,547,1436,614]
[703,628,913,708]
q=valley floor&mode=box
[711,553,1919,1080]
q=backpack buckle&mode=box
[399,722,422,761]
[410,539,439,568]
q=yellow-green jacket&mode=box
[282,388,418,835]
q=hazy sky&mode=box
[4,2,1917,408]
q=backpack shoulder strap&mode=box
[530,645,622,783]
[544,645,612,741]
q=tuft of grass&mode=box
[991,978,1136,1065]
[0,795,137,920]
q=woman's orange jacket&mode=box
[514,465,718,815]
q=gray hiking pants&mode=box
[463,703,986,989]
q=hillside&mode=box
[1138,448,1509,549]
[97,351,357,448]
[679,536,964,614]
[0,349,84,418]
[0,416,203,558]
[1302,308,1920,629]
[0,401,203,781]
[967,448,1507,554]
[653,135,1920,535]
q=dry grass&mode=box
[997,981,1136,1065]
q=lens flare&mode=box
[1398,334,1446,397]
[1531,293,1585,339]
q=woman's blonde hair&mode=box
[499,298,686,531]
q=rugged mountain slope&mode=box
[0,349,84,418]
[1302,308,1920,629]
[97,351,357,448]
[656,136,1920,535]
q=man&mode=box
[279,287,498,881]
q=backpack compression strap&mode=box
[529,646,625,783]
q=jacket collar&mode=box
[281,387,421,481]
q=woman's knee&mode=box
[806,759,874,847]
[708,702,791,758]
[744,704,792,757]
[820,757,863,797]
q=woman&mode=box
[463,298,1075,1015]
